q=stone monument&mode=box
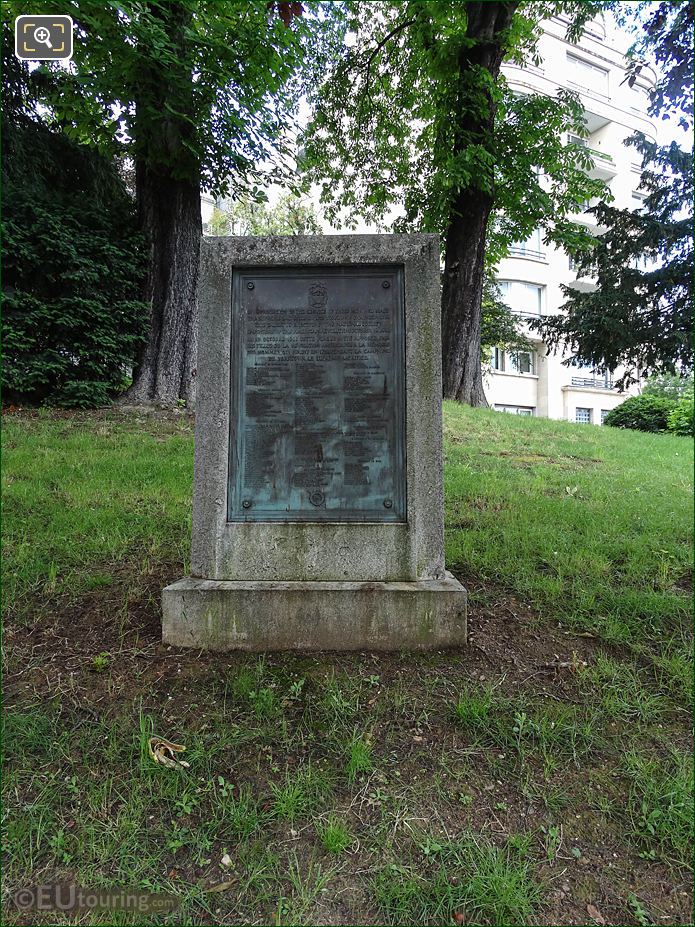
[162,234,466,650]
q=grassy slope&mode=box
[443,401,693,695]
[2,406,693,926]
[3,411,194,613]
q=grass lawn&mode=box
[2,403,693,926]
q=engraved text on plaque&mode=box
[228,265,406,522]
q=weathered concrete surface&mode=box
[191,234,445,583]
[163,233,467,651]
[162,573,467,651]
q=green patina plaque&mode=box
[228,265,406,522]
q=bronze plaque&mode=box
[228,265,406,522]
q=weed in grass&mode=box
[540,824,562,864]
[317,818,352,854]
[216,775,235,799]
[624,748,693,868]
[374,833,541,926]
[173,789,200,816]
[287,676,307,701]
[249,686,279,720]
[272,765,331,822]
[346,735,373,784]
[454,685,493,726]
[90,652,111,673]
[47,827,74,865]
[165,822,190,853]
[628,893,652,926]
[579,654,669,723]
[220,784,263,839]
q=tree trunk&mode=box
[441,194,491,404]
[125,163,201,407]
[123,0,201,408]
[441,1,519,404]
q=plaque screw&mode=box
[383,498,393,508]
[246,282,255,290]
[382,280,391,289]
[242,499,252,509]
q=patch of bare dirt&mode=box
[3,566,692,926]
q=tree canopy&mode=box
[301,0,607,403]
[8,0,331,198]
[1,0,338,405]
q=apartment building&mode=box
[487,14,656,423]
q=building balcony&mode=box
[568,204,607,235]
[553,14,606,42]
[569,376,614,390]
[508,245,546,261]
[569,134,617,180]
[587,148,617,180]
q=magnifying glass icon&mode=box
[33,26,53,49]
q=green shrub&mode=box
[2,116,148,407]
[603,395,677,433]
[667,396,694,436]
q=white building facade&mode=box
[486,15,656,423]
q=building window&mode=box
[600,409,610,424]
[508,350,535,375]
[509,228,544,260]
[575,407,592,424]
[495,405,535,416]
[490,348,536,376]
[498,280,543,317]
[567,53,609,96]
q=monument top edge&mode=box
[200,233,441,269]
[202,232,440,244]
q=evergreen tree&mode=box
[536,0,694,386]
[1,27,148,408]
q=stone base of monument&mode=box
[162,574,466,652]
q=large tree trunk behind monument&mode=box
[441,1,519,405]
[126,162,201,406]
[122,0,201,407]
[442,193,492,405]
